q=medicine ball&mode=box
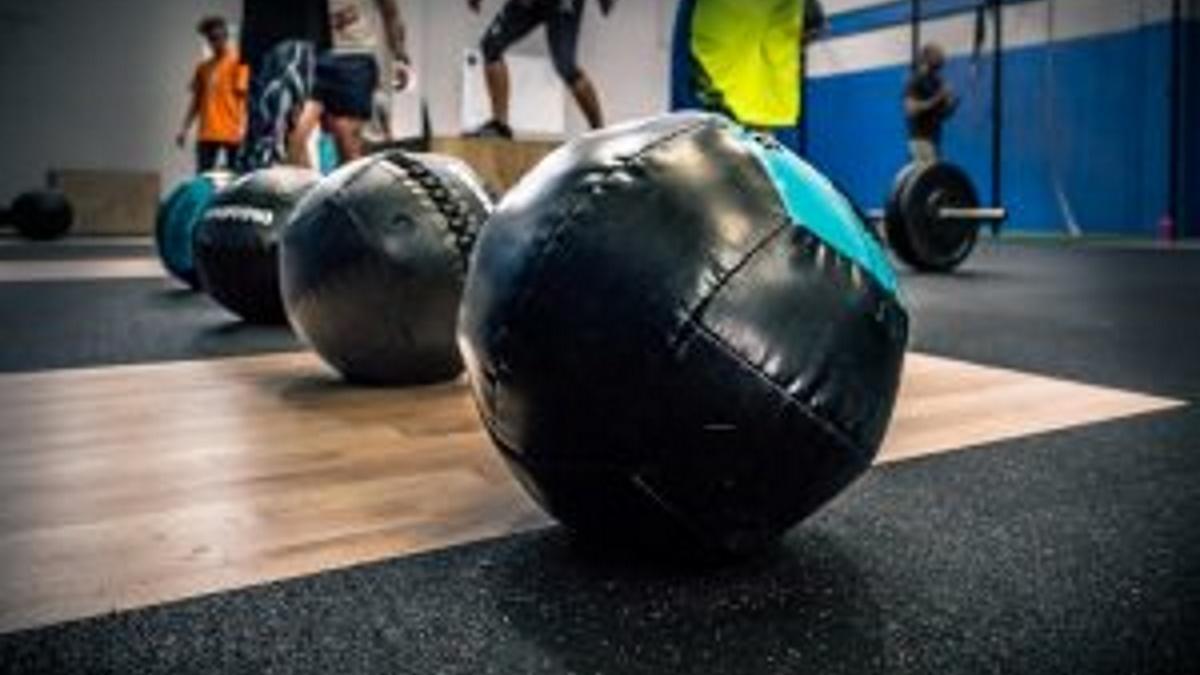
[9,189,74,241]
[194,166,319,324]
[282,152,491,385]
[458,112,909,556]
[156,172,234,288]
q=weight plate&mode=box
[883,162,922,269]
[896,162,979,272]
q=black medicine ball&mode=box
[194,166,320,324]
[156,172,234,289]
[458,113,910,556]
[9,189,74,241]
[282,152,492,385]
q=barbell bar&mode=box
[867,206,1006,222]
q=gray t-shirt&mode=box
[329,0,382,53]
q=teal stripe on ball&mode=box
[738,128,899,295]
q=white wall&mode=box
[568,0,675,135]
[0,0,241,201]
[405,0,674,137]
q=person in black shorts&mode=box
[288,0,410,167]
[468,0,615,138]
[903,43,958,164]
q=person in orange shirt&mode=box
[176,17,249,173]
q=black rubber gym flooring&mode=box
[0,278,299,373]
[1,240,1198,674]
[0,239,299,372]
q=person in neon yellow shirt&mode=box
[671,0,825,130]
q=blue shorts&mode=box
[313,53,379,120]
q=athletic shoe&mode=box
[466,120,514,139]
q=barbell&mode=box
[867,161,1006,273]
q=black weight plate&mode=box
[882,162,922,269]
[899,162,979,272]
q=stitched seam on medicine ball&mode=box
[667,123,903,352]
[677,224,906,445]
[668,223,791,352]
[486,317,870,490]
[385,154,478,272]
[488,432,717,549]
[791,224,909,333]
[492,118,714,361]
[741,133,898,296]
[691,224,908,388]
[792,222,897,300]
[684,318,869,459]
[741,135,898,300]
[289,197,378,301]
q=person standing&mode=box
[287,0,411,168]
[903,43,957,164]
[236,0,330,171]
[670,0,825,132]
[467,0,615,139]
[176,17,250,172]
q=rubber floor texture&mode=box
[0,240,1197,674]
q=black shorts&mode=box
[196,141,239,173]
[313,53,379,120]
[481,0,585,83]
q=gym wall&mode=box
[0,0,672,203]
[807,0,1191,237]
[410,0,674,138]
[1182,5,1200,238]
[0,0,241,204]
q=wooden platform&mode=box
[49,170,160,236]
[430,137,559,194]
[0,352,1181,633]
[0,258,163,282]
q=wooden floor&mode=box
[0,352,1181,633]
[0,258,163,282]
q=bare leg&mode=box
[569,72,604,129]
[288,101,323,168]
[325,115,368,165]
[484,60,511,126]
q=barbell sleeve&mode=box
[937,207,1008,221]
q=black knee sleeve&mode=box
[551,55,581,85]
[480,30,506,64]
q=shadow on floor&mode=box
[152,287,199,303]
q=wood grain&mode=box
[0,258,163,282]
[0,351,1181,633]
[430,137,558,194]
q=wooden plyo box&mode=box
[430,137,559,195]
[49,169,160,236]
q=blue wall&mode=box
[807,20,1178,236]
[1183,19,1200,238]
